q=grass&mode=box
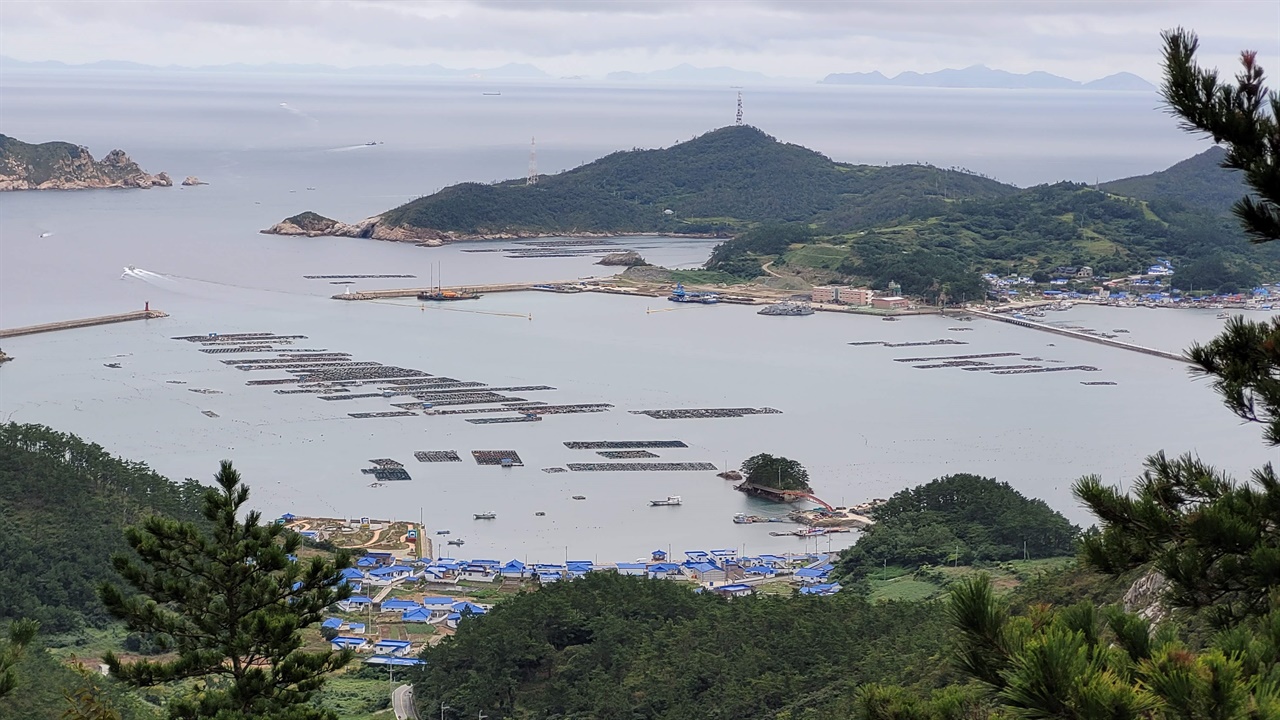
[667,269,751,286]
[863,557,1077,604]
[869,577,945,603]
[316,671,394,720]
[783,244,851,270]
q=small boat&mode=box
[482,91,502,96]
[474,512,496,520]
[1217,312,1231,319]
[668,283,719,304]
[882,316,899,322]
[535,511,546,516]
[650,495,682,507]
[104,362,122,369]
[418,289,481,301]
[447,539,465,546]
[572,495,586,500]
[436,530,451,535]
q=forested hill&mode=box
[1100,146,1245,214]
[0,423,205,632]
[271,126,1015,238]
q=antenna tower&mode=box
[735,92,743,126]
[527,136,538,185]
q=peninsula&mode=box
[0,134,171,191]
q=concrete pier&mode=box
[332,282,574,300]
[969,309,1189,364]
[0,309,168,339]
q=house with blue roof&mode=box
[365,655,423,667]
[459,563,498,583]
[646,563,683,580]
[379,599,421,613]
[684,561,726,584]
[356,557,379,568]
[373,639,414,657]
[340,568,365,581]
[368,565,415,582]
[650,549,667,561]
[710,549,739,561]
[321,617,345,631]
[615,562,648,576]
[794,567,828,584]
[452,601,487,616]
[684,550,710,563]
[444,612,463,629]
[714,584,754,598]
[347,622,366,635]
[402,608,432,623]
[500,559,528,578]
[756,554,789,568]
[537,571,564,583]
[744,565,777,577]
[800,582,843,596]
[338,595,372,612]
[330,636,368,651]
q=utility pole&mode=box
[526,137,538,185]
[440,702,450,720]
[736,92,743,126]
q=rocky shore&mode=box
[0,135,172,191]
[597,250,648,266]
[261,211,722,245]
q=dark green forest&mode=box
[836,474,1080,578]
[410,572,960,719]
[0,423,205,633]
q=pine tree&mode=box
[0,618,38,699]
[99,461,352,720]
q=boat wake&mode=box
[121,266,178,285]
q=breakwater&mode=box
[969,310,1189,363]
[0,308,168,338]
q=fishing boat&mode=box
[882,316,899,322]
[535,511,546,516]
[419,262,481,301]
[650,495,682,507]
[474,512,497,520]
[1217,312,1231,319]
[572,495,586,500]
[668,283,719,304]
[436,530,451,535]
[447,539,465,546]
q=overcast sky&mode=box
[2,0,1276,81]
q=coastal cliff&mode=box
[0,135,171,191]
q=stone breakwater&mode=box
[0,135,172,191]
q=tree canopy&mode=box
[836,474,1080,577]
[101,461,353,720]
[740,453,812,491]
[0,423,206,633]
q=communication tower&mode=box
[735,92,743,126]
[527,136,538,185]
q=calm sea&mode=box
[0,70,1263,563]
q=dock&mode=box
[332,282,580,301]
[0,308,168,339]
[969,309,1188,363]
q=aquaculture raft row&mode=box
[348,411,418,419]
[597,450,660,459]
[848,339,968,347]
[566,462,718,472]
[303,274,417,279]
[563,441,688,449]
[362,468,412,481]
[466,416,542,424]
[414,451,461,463]
[629,408,782,420]
[472,451,523,466]
[367,458,404,468]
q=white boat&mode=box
[474,512,496,520]
[650,495,682,507]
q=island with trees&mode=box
[0,135,172,191]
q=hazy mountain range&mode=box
[0,56,1153,89]
[821,65,1154,91]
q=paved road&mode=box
[392,683,419,720]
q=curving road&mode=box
[392,684,420,720]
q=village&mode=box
[286,514,842,668]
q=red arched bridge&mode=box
[734,482,834,510]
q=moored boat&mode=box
[474,512,497,520]
[650,495,682,507]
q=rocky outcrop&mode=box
[261,212,379,238]
[181,176,208,186]
[1122,569,1168,625]
[0,135,172,191]
[597,250,648,266]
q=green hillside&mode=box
[0,423,205,633]
[376,126,1014,235]
[1100,145,1245,214]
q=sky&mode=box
[1,0,1277,81]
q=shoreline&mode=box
[260,216,727,245]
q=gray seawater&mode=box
[0,71,1263,563]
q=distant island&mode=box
[0,134,171,191]
[821,65,1154,91]
[263,125,1261,302]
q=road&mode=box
[392,683,419,720]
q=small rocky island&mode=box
[597,250,648,267]
[0,134,171,191]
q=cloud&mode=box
[1,0,1275,80]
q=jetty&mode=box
[969,309,1189,364]
[332,282,572,300]
[0,307,167,339]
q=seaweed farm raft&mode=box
[472,450,524,466]
[415,450,461,463]
[567,462,719,472]
[564,440,689,449]
[170,330,612,425]
[630,408,782,420]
